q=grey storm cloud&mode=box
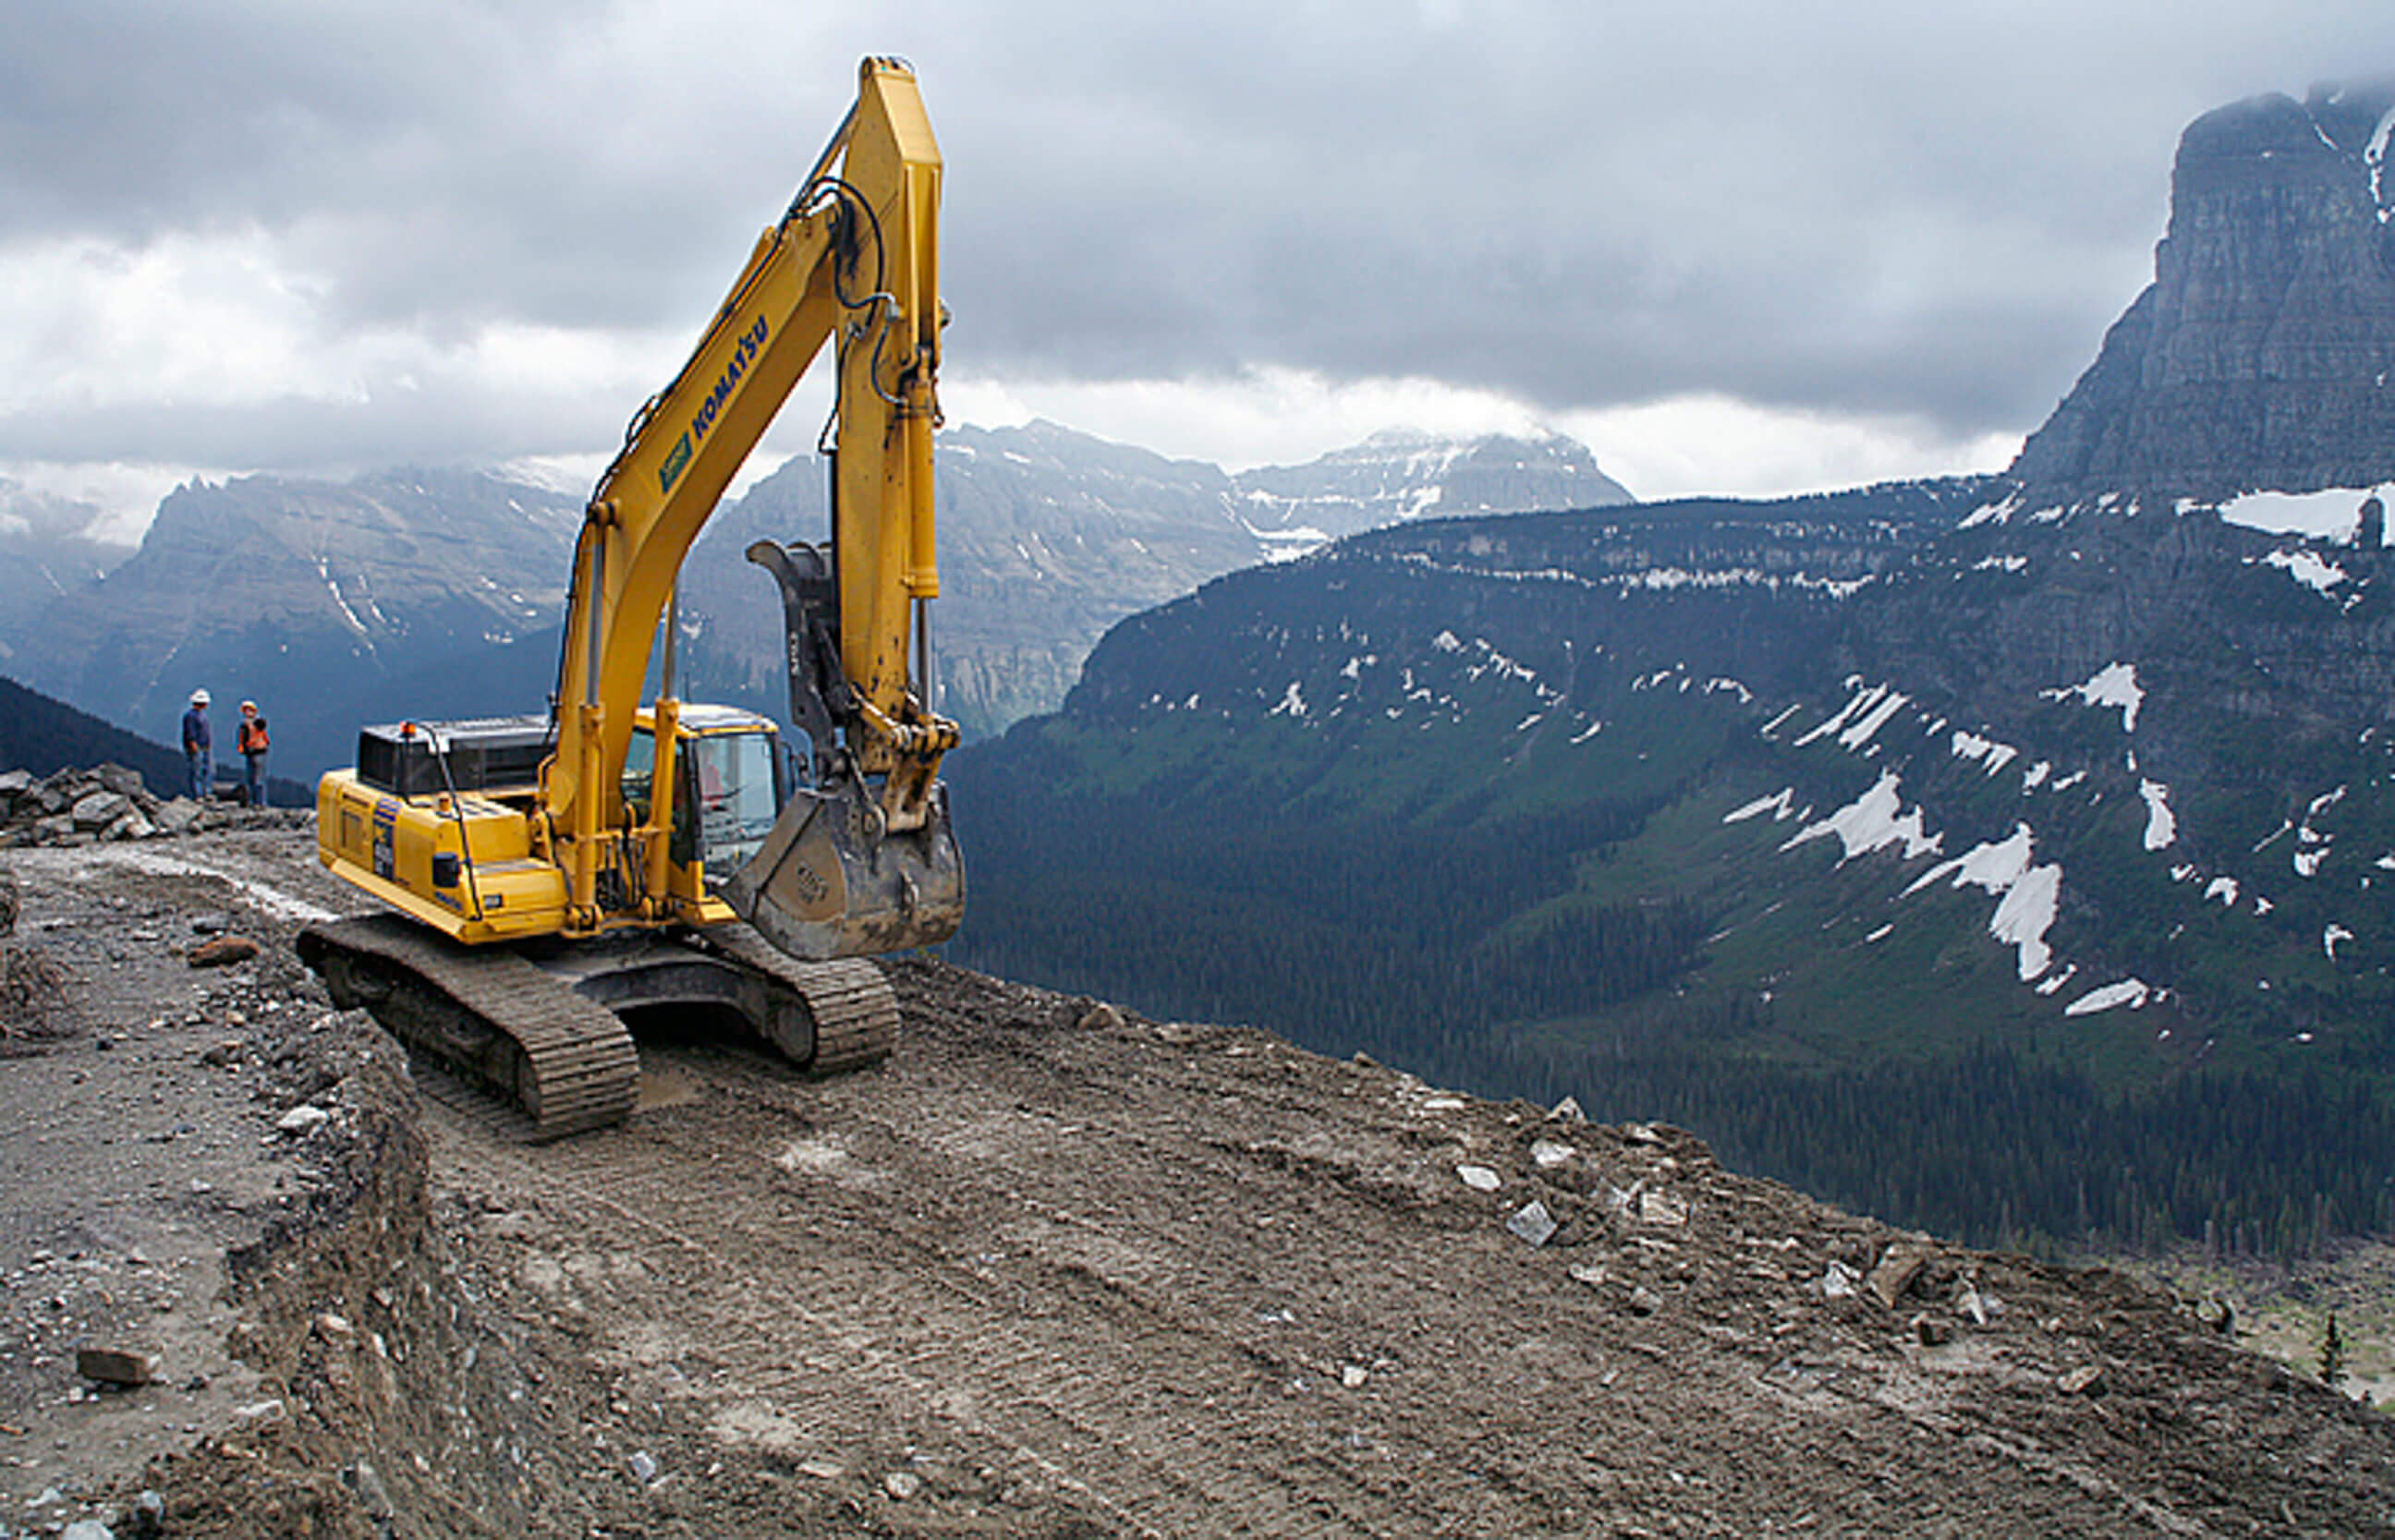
[6,0,2395,473]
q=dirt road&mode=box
[3,824,2390,1537]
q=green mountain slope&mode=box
[946,482,2395,1256]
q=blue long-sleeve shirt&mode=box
[182,707,211,756]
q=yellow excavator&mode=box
[298,58,963,1136]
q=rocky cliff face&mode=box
[2012,83,2395,499]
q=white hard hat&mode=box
[190,688,210,706]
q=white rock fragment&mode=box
[276,1105,332,1135]
[1638,1191,1689,1226]
[1529,1139,1574,1169]
[1455,1164,1501,1193]
[1821,1261,1860,1300]
[1507,1201,1559,1247]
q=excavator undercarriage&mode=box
[298,912,898,1140]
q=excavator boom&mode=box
[551,56,958,949]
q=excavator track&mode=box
[298,915,641,1141]
[694,920,899,1073]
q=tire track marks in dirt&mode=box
[418,956,2395,1538]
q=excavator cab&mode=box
[622,710,788,876]
[616,692,963,963]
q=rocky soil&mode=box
[0,821,2389,1538]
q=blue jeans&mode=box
[188,750,211,801]
[244,754,267,807]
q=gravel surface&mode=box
[0,824,2389,1537]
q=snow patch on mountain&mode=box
[2045,662,2144,733]
[1782,771,1940,865]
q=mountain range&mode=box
[0,425,1626,775]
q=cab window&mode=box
[688,731,782,872]
[621,728,655,824]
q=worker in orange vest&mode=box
[237,699,271,808]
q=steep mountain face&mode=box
[2012,83,2395,500]
[1233,429,1633,540]
[13,469,578,777]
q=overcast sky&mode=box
[5,0,2392,542]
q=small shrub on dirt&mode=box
[0,940,71,1045]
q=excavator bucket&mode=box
[718,536,965,959]
[721,776,964,959]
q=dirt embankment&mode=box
[1,824,2391,1538]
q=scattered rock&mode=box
[1821,1260,1861,1300]
[150,798,204,835]
[629,1449,660,1484]
[76,1345,161,1386]
[1506,1200,1559,1246]
[1455,1164,1501,1193]
[2058,1364,2107,1397]
[1869,1242,1932,1309]
[1076,1001,1124,1032]
[70,790,133,831]
[883,1469,921,1500]
[1914,1313,1954,1346]
[1626,1285,1662,1316]
[1529,1138,1574,1169]
[0,765,189,848]
[1549,1096,1584,1122]
[187,935,261,968]
[61,1520,115,1540]
[1638,1190,1689,1227]
[277,1105,332,1135]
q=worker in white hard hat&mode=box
[181,689,213,802]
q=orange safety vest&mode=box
[238,717,270,754]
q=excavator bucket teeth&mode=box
[721,777,964,959]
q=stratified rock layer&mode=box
[2013,84,2395,499]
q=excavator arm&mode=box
[545,56,960,951]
